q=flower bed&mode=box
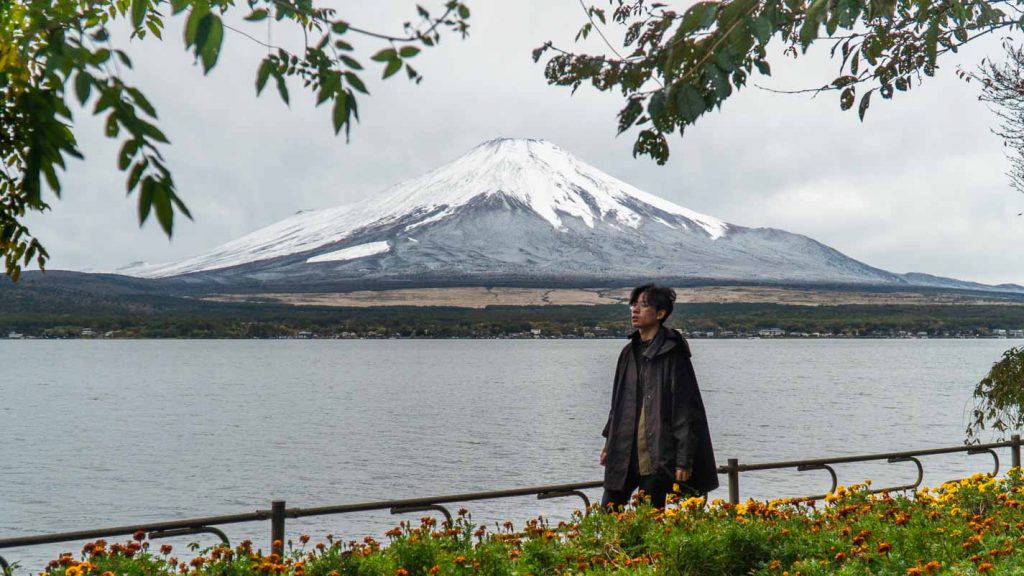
[26,470,1024,576]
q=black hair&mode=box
[629,283,676,324]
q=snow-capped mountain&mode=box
[118,138,1016,293]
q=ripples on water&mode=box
[1,339,1021,571]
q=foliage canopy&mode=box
[535,0,1018,163]
[0,0,469,280]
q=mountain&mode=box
[117,138,1022,294]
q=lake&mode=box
[1,338,1020,571]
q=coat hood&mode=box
[629,326,691,360]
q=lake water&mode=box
[1,338,1021,571]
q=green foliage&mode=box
[0,1,471,281]
[968,346,1024,443]
[534,0,1019,164]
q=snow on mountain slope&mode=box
[127,138,728,278]
[115,137,1019,294]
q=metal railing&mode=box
[2,434,1020,575]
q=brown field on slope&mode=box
[201,286,1024,308]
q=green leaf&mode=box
[746,16,772,45]
[800,0,827,48]
[399,46,421,58]
[116,49,133,68]
[840,87,855,110]
[184,3,209,47]
[198,14,224,73]
[647,90,666,120]
[799,18,820,49]
[127,158,148,192]
[131,0,148,28]
[332,92,349,135]
[105,113,120,137]
[705,65,731,100]
[617,98,643,133]
[340,55,362,70]
[118,140,140,170]
[371,48,397,62]
[345,72,368,94]
[275,73,290,105]
[675,84,706,122]
[245,8,269,22]
[753,59,771,76]
[457,3,470,18]
[925,17,939,69]
[170,190,192,220]
[382,58,402,79]
[138,177,155,224]
[153,181,174,235]
[332,20,349,33]
[127,87,157,118]
[256,59,274,95]
[170,0,189,15]
[681,2,719,33]
[858,89,872,121]
[74,71,93,105]
[139,121,170,144]
[42,164,60,195]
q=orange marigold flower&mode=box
[923,561,941,574]
[978,562,994,573]
[834,552,846,562]
[906,568,923,576]
[878,542,892,554]
[299,534,310,545]
[160,544,173,555]
[428,566,439,575]
[395,569,409,576]
[132,530,146,542]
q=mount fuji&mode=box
[117,138,1019,294]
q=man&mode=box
[600,283,719,509]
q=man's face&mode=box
[630,292,665,331]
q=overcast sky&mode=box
[23,1,1024,285]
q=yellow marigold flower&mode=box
[65,567,83,576]
[734,502,748,516]
[682,496,705,511]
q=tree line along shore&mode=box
[4,298,1024,340]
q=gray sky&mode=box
[24,1,1024,285]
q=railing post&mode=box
[727,458,740,505]
[1013,434,1021,470]
[270,500,285,557]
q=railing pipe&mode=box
[1013,434,1021,469]
[727,458,740,504]
[270,501,285,557]
[3,439,1022,570]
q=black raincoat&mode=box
[602,326,719,495]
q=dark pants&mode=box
[601,442,673,509]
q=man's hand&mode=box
[600,446,607,466]
[675,468,691,483]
